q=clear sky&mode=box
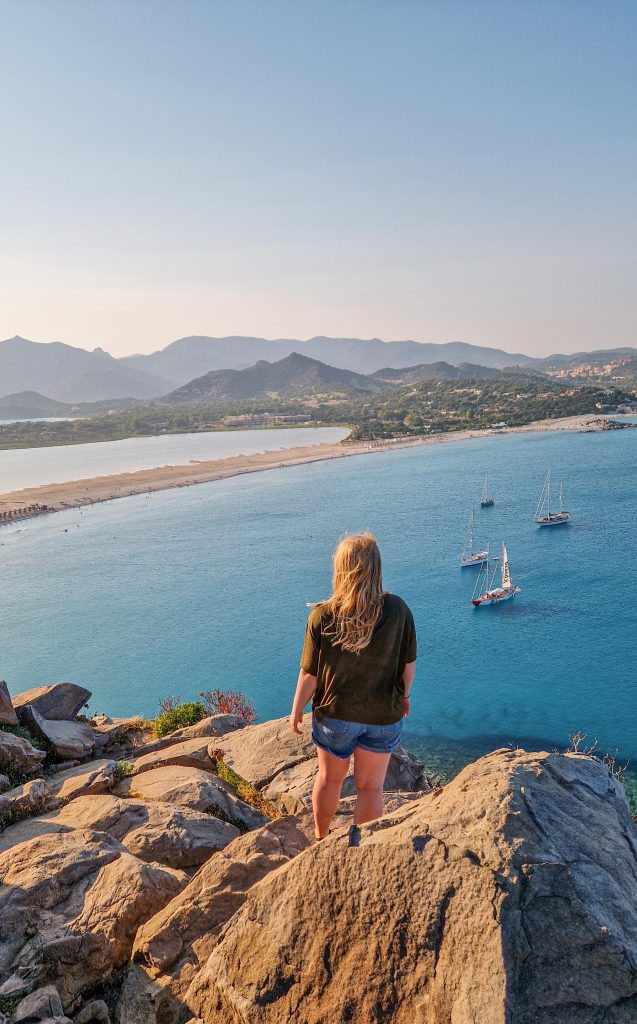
[0,1,635,357]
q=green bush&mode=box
[153,701,206,738]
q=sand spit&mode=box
[0,415,625,525]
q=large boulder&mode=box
[0,729,46,774]
[214,716,432,814]
[14,984,63,1021]
[180,749,637,1024]
[0,829,186,1012]
[0,680,18,727]
[12,683,91,722]
[20,706,95,760]
[116,816,313,1024]
[114,766,269,831]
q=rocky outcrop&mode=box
[5,706,635,1024]
[0,730,46,775]
[116,816,313,1024]
[12,684,91,722]
[20,706,95,760]
[0,830,186,1012]
[179,749,637,1024]
[0,794,241,866]
[213,715,432,814]
[0,681,18,727]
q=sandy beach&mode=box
[0,414,623,524]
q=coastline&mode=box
[0,414,624,524]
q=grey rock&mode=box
[129,737,218,777]
[0,773,10,793]
[14,984,63,1021]
[0,730,46,774]
[0,778,54,823]
[73,999,110,1024]
[20,706,95,760]
[0,679,18,726]
[114,765,268,830]
[47,760,116,801]
[13,683,91,722]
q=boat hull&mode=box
[480,499,494,507]
[460,550,489,567]
[472,586,521,606]
[534,513,572,526]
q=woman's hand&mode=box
[403,696,410,718]
[290,709,304,734]
[290,670,317,736]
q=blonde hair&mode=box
[323,533,385,653]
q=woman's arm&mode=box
[402,660,416,717]
[290,669,318,734]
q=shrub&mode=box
[197,689,257,724]
[114,760,135,780]
[154,701,206,738]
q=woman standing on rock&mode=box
[290,532,416,840]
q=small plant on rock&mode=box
[114,760,135,781]
[154,700,206,738]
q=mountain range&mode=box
[0,334,635,405]
[164,353,502,404]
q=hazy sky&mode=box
[1,1,635,358]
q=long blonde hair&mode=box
[323,533,385,653]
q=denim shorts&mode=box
[311,713,403,759]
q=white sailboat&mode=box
[480,475,495,507]
[460,509,489,567]
[472,542,521,606]
[534,469,571,526]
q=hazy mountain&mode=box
[123,335,535,384]
[0,336,173,402]
[164,352,386,403]
[371,361,500,385]
[4,334,636,405]
[0,391,74,419]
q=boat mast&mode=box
[546,469,551,517]
[467,509,474,553]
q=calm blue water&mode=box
[1,427,636,773]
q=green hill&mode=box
[163,352,387,403]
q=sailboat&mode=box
[480,475,495,507]
[534,469,571,526]
[460,509,489,567]
[471,543,521,606]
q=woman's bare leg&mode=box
[312,747,351,839]
[353,747,391,825]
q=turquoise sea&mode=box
[1,425,636,784]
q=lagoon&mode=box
[0,426,348,492]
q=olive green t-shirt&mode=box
[300,593,417,726]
